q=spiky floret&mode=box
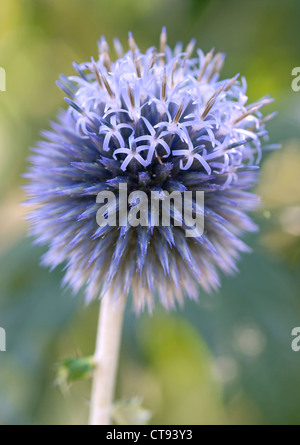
[25,29,278,312]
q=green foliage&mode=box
[55,356,95,392]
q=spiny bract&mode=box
[25,28,278,312]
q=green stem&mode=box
[89,293,126,425]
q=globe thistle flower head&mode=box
[25,28,278,313]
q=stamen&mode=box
[159,26,167,65]
[65,97,84,114]
[201,98,215,119]
[232,106,259,125]
[201,86,222,119]
[128,31,136,59]
[134,53,141,77]
[127,83,135,108]
[157,155,163,165]
[131,139,137,153]
[178,57,187,81]
[246,97,273,110]
[98,37,111,72]
[173,101,184,124]
[197,48,214,82]
[101,72,114,98]
[98,35,109,54]
[205,51,224,82]
[91,57,103,89]
[171,60,177,87]
[185,38,196,59]
[113,38,124,58]
[225,139,249,150]
[247,111,277,132]
[103,51,111,72]
[72,62,88,81]
[223,73,240,92]
[193,144,205,154]
[148,48,157,71]
[161,67,167,101]
[260,111,278,124]
[211,86,223,101]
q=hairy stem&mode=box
[89,293,126,425]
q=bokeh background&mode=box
[1,0,300,425]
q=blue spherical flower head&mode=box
[25,29,278,313]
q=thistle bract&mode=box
[25,29,277,312]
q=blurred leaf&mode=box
[180,245,300,424]
[0,238,81,424]
[129,315,225,424]
[112,397,152,425]
[55,356,95,393]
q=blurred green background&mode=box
[1,0,300,425]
